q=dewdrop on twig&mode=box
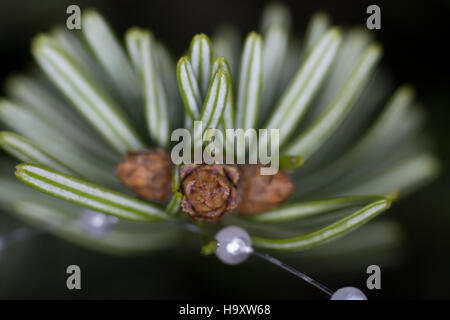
[80,210,119,238]
[331,287,367,300]
[215,226,253,265]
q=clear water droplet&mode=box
[80,210,119,238]
[215,226,252,265]
[331,287,367,300]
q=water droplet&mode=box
[215,226,252,265]
[80,210,118,238]
[331,287,367,300]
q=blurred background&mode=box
[0,0,449,299]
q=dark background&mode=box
[0,0,449,299]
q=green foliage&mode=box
[0,4,440,256]
[15,164,168,221]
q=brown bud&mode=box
[180,164,239,222]
[236,165,294,215]
[116,148,172,202]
